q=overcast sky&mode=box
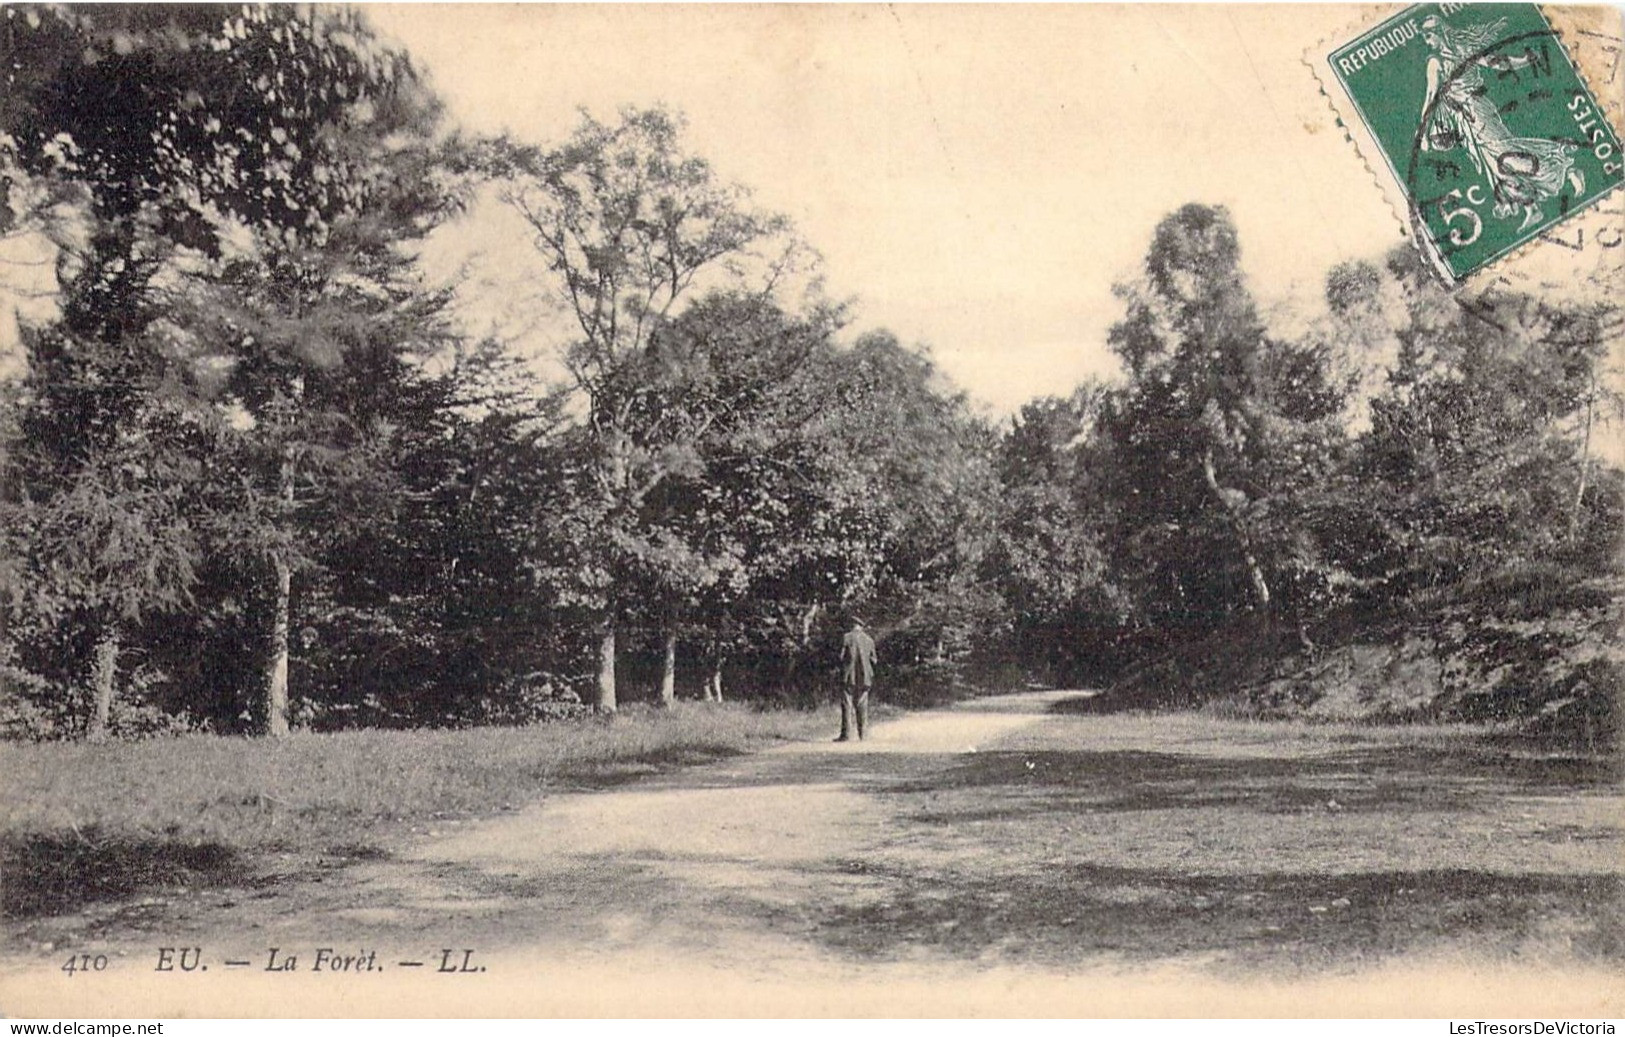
[2,6,1614,413]
[363,3,1423,415]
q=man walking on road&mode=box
[837,618,876,741]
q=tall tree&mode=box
[628,292,852,702]
[495,106,801,711]
[1103,204,1347,635]
[2,5,459,735]
[991,388,1125,681]
[811,331,1005,668]
[2,6,235,736]
[1348,248,1622,599]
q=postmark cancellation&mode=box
[1311,3,1624,294]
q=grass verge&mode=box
[803,711,1623,972]
[1,702,833,921]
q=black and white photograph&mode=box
[0,2,1621,1020]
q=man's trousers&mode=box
[840,683,870,740]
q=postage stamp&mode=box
[1317,3,1623,285]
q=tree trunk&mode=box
[1201,449,1271,611]
[800,602,821,645]
[660,626,677,706]
[595,427,626,714]
[266,440,296,738]
[1569,369,1596,540]
[706,657,725,702]
[86,625,119,743]
[266,555,291,737]
[596,620,617,712]
[779,601,821,693]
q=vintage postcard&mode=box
[1,3,1621,1022]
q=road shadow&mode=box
[953,690,1099,714]
[806,861,1625,972]
[1048,692,1142,715]
[883,746,1620,816]
[432,846,1624,974]
[434,728,1622,974]
[645,736,1619,811]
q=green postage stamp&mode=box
[1321,3,1623,283]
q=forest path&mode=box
[4,691,1620,1017]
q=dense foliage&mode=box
[2,8,1617,740]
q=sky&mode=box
[3,5,1615,416]
[363,3,1415,415]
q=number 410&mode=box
[61,953,109,975]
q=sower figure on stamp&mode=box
[837,618,876,742]
[1418,14,1583,232]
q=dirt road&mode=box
[3,692,1620,1017]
